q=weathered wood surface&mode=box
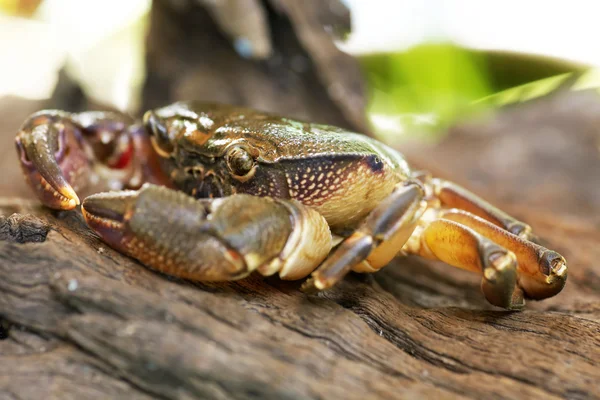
[1,91,599,399]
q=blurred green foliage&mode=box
[359,43,590,143]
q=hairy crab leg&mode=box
[439,209,567,301]
[15,110,168,210]
[301,181,426,292]
[81,184,332,282]
[405,218,523,309]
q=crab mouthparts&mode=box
[189,175,224,199]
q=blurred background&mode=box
[1,0,599,140]
[1,0,599,204]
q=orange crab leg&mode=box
[408,218,524,309]
[439,209,567,300]
[431,178,535,240]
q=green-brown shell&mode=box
[146,102,413,230]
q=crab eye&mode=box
[226,146,255,179]
[144,111,173,156]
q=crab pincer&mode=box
[15,110,141,210]
[15,111,87,209]
[82,184,333,282]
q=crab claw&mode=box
[15,112,90,210]
[82,184,331,283]
[81,185,251,281]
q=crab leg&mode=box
[301,181,427,292]
[15,110,167,210]
[429,178,536,240]
[81,184,333,282]
[439,209,567,301]
[406,218,523,308]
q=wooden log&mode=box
[1,91,599,399]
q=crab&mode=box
[14,102,567,309]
